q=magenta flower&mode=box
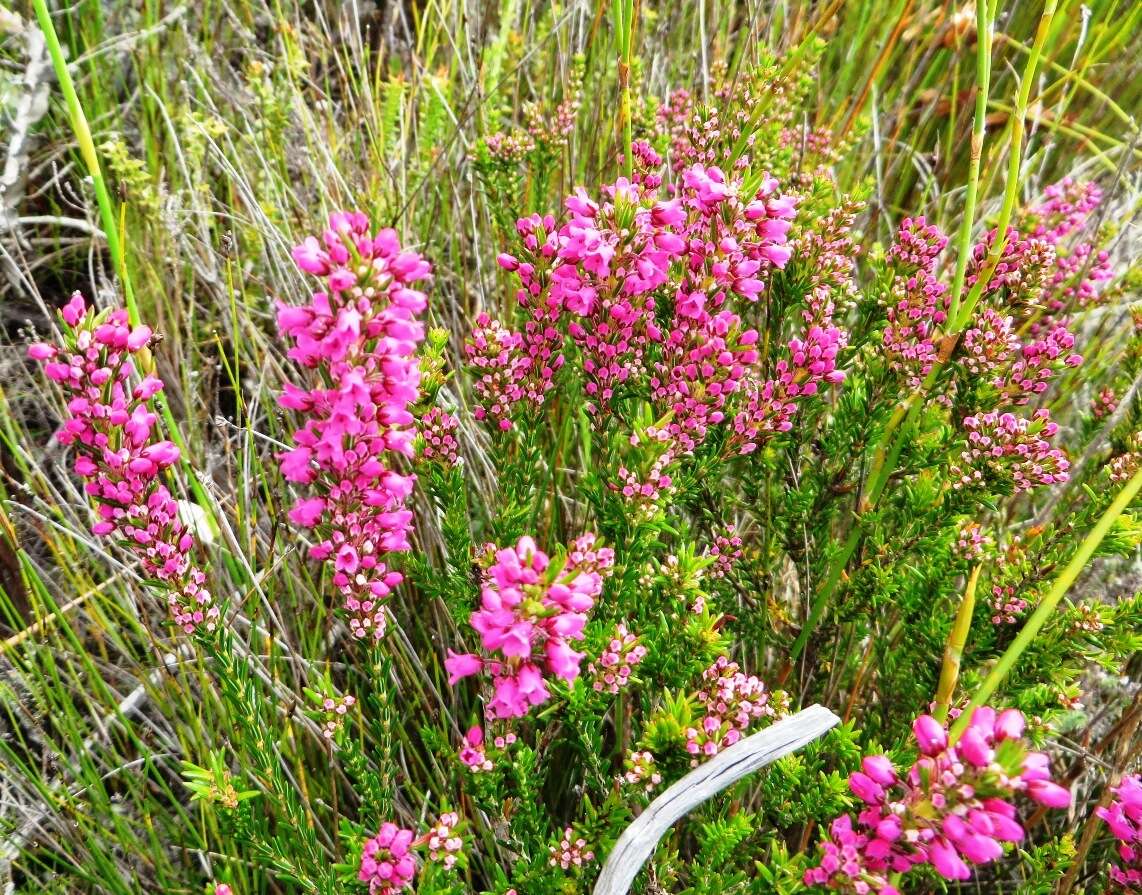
[1096,774,1142,889]
[805,707,1070,892]
[445,535,610,718]
[28,293,216,634]
[276,212,430,641]
[358,823,416,894]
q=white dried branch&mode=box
[1,11,53,294]
[593,704,840,895]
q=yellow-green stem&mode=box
[933,565,981,722]
[615,0,635,180]
[950,463,1142,741]
[32,0,135,321]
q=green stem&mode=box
[945,0,995,327]
[32,0,135,321]
[950,463,1142,741]
[615,0,635,179]
[949,0,1060,333]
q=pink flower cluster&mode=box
[887,216,947,271]
[684,657,782,764]
[1047,240,1113,311]
[457,725,517,772]
[967,179,1111,320]
[474,156,849,454]
[419,407,459,465]
[1028,179,1113,312]
[995,324,1082,406]
[796,200,860,321]
[615,425,677,514]
[465,312,559,430]
[1096,774,1142,889]
[731,322,847,454]
[588,623,646,693]
[966,227,1055,297]
[445,535,611,718]
[621,749,662,793]
[960,308,1019,376]
[708,523,743,578]
[1109,441,1142,484]
[549,827,595,870]
[28,293,216,634]
[951,409,1069,494]
[805,708,1070,893]
[358,823,416,895]
[425,812,462,871]
[989,583,1029,625]
[318,693,356,741]
[276,212,431,642]
[882,217,949,388]
[953,520,991,562]
[1030,177,1102,243]
[1092,387,1118,420]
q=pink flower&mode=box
[446,535,607,718]
[358,823,416,894]
[1026,780,1071,808]
[806,707,1069,892]
[277,212,430,642]
[27,343,55,360]
[862,755,897,787]
[27,293,216,634]
[912,714,947,755]
[444,651,483,684]
[287,497,326,527]
[1096,774,1142,887]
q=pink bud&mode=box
[1026,780,1070,808]
[913,715,948,755]
[929,838,971,880]
[27,343,55,360]
[848,771,883,804]
[126,325,152,351]
[995,709,1025,740]
[861,754,898,786]
[958,727,994,768]
[61,292,87,326]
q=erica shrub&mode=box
[13,16,1142,895]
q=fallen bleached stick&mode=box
[593,703,841,895]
